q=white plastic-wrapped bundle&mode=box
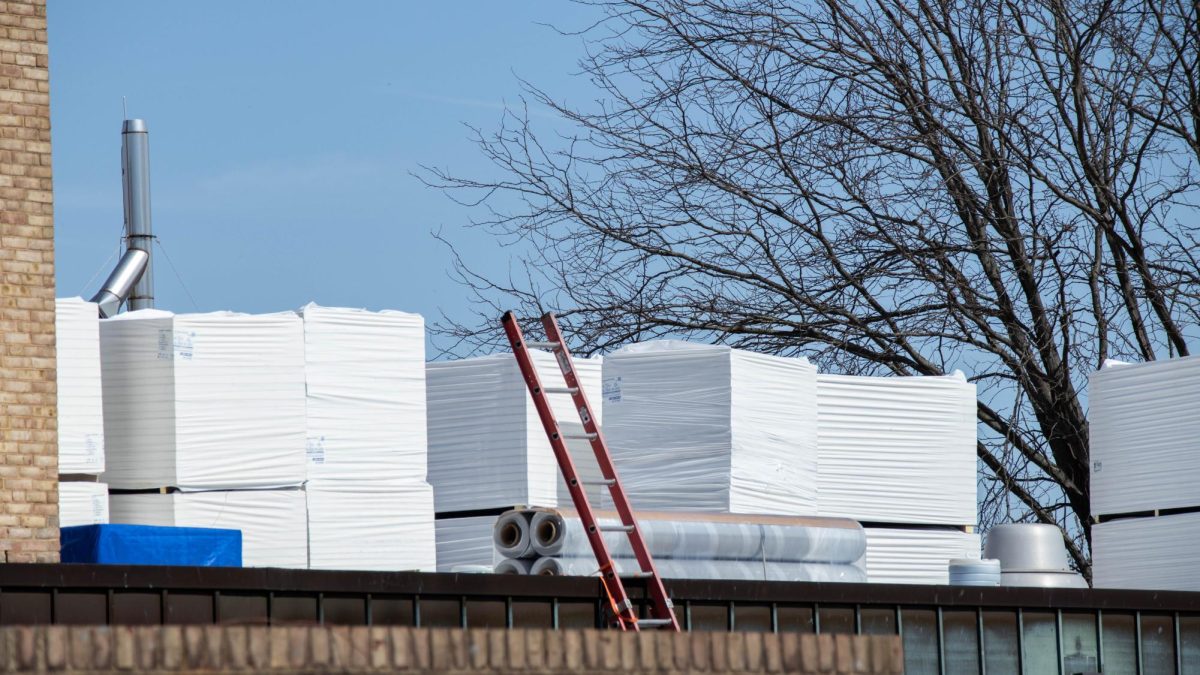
[817,372,977,525]
[99,310,307,490]
[59,481,109,527]
[528,510,865,563]
[306,481,436,571]
[426,352,604,513]
[1093,513,1200,591]
[863,528,981,585]
[300,304,427,483]
[600,342,818,515]
[109,489,308,568]
[435,516,497,572]
[530,557,867,583]
[55,298,105,474]
[1090,358,1200,516]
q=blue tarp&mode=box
[61,524,242,567]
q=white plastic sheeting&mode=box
[863,528,982,585]
[58,481,109,527]
[1093,513,1200,591]
[434,516,497,572]
[1089,357,1200,515]
[109,489,308,568]
[306,482,436,571]
[300,304,427,483]
[55,298,105,474]
[816,373,977,525]
[426,352,604,513]
[600,342,818,515]
[528,510,865,563]
[99,310,307,490]
[529,557,867,583]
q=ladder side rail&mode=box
[500,311,640,630]
[540,313,680,630]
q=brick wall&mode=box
[0,626,904,673]
[0,0,57,563]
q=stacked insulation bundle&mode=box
[101,309,309,567]
[427,351,603,571]
[55,298,110,526]
[816,373,980,584]
[492,508,867,582]
[599,342,818,515]
[300,304,435,571]
[1090,358,1200,590]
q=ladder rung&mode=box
[599,524,635,533]
[543,386,579,395]
[564,432,598,441]
[638,619,674,628]
[525,340,561,350]
[599,478,617,487]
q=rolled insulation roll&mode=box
[530,556,867,583]
[494,558,533,574]
[493,510,535,559]
[530,510,866,563]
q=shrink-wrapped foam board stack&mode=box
[56,297,111,528]
[816,372,979,584]
[108,490,308,568]
[599,342,818,515]
[59,481,110,527]
[1090,357,1200,590]
[56,298,106,474]
[101,310,309,567]
[427,350,603,570]
[426,352,605,513]
[300,304,435,571]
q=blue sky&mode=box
[48,2,595,352]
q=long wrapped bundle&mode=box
[435,516,497,572]
[600,342,817,515]
[306,481,435,571]
[529,556,866,583]
[59,481,109,527]
[526,509,865,564]
[862,528,982,585]
[1093,513,1200,591]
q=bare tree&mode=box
[425,0,1200,575]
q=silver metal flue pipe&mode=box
[121,118,154,310]
[90,248,148,318]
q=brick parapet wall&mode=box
[0,626,903,673]
[0,0,58,563]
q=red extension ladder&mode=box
[501,311,680,631]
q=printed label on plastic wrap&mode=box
[90,495,106,520]
[307,436,326,465]
[157,329,196,360]
[602,376,622,403]
[84,434,103,462]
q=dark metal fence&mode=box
[2,564,1197,674]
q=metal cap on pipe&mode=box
[122,119,147,133]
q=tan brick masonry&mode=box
[0,625,903,673]
[0,0,58,563]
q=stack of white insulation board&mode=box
[426,351,605,513]
[816,373,977,526]
[300,304,435,571]
[109,490,308,568]
[599,342,818,516]
[100,309,309,568]
[1093,513,1200,590]
[58,481,110,527]
[862,528,982,585]
[55,298,105,474]
[434,516,497,572]
[99,309,307,490]
[1089,357,1200,590]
